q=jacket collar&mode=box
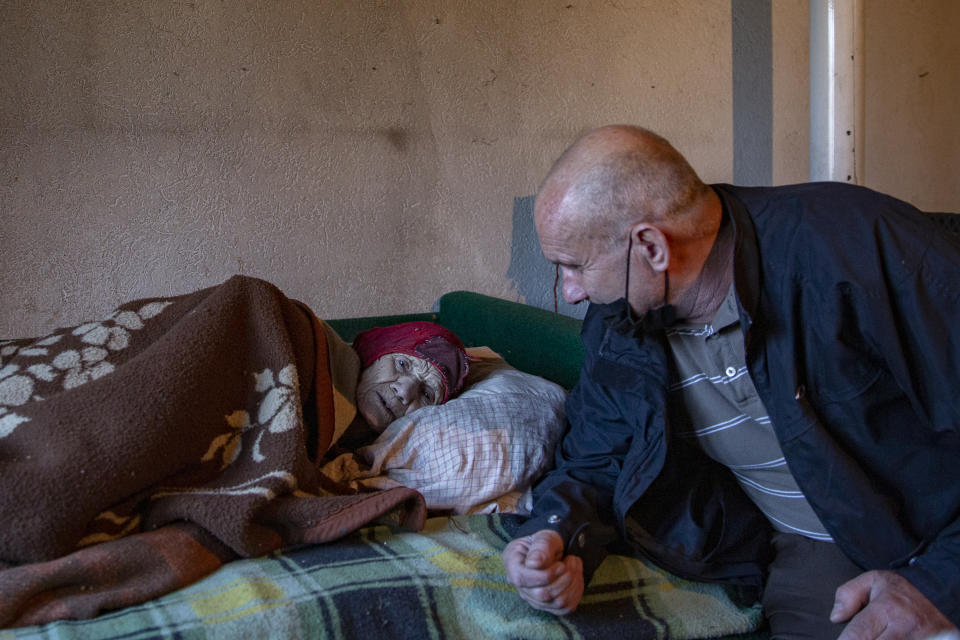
[711,184,761,334]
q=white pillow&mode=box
[350,347,567,514]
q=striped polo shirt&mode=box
[665,284,832,542]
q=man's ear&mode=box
[630,223,670,273]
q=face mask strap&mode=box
[663,269,670,308]
[626,230,671,307]
[617,229,675,334]
[553,264,560,313]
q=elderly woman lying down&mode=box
[0,275,566,627]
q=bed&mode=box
[1,287,768,640]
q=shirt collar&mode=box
[711,282,740,329]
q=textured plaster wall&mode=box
[863,0,960,212]
[2,2,956,337]
[2,1,739,336]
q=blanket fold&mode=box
[0,275,426,627]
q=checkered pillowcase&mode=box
[355,348,567,514]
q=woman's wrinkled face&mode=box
[356,353,445,431]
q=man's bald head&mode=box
[535,125,711,247]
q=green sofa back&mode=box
[325,291,585,389]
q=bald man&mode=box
[503,126,960,639]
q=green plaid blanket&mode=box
[2,515,764,640]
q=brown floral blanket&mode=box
[0,275,426,628]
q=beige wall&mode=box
[863,0,960,212]
[1,1,956,338]
[1,1,738,336]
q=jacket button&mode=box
[794,385,805,400]
[547,514,560,524]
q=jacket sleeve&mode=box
[515,306,667,582]
[872,213,960,624]
[514,373,629,580]
[807,197,960,625]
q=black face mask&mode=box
[607,234,676,337]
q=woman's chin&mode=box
[358,404,388,432]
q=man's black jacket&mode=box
[518,182,960,625]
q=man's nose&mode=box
[391,376,418,404]
[561,271,587,305]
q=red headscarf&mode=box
[352,321,469,403]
